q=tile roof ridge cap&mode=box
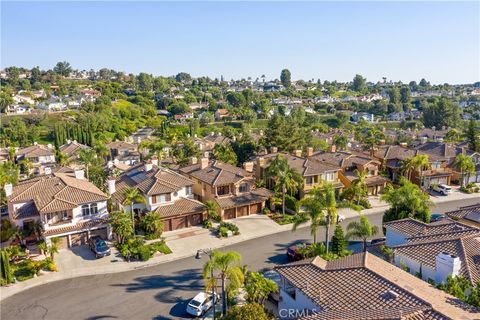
[9,178,45,201]
[458,237,475,285]
[212,168,223,186]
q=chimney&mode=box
[47,143,53,149]
[435,252,461,284]
[400,142,408,148]
[243,162,254,172]
[44,167,52,175]
[33,141,38,146]
[67,139,72,144]
[329,145,337,153]
[210,131,215,136]
[200,157,209,169]
[107,177,116,195]
[294,149,302,157]
[189,156,198,165]
[144,161,153,172]
[306,147,314,157]
[74,169,85,180]
[113,158,119,165]
[271,146,278,153]
[4,183,13,197]
[151,155,159,166]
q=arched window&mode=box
[90,203,98,215]
[82,205,90,216]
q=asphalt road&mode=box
[1,198,478,320]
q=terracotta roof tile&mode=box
[154,198,205,219]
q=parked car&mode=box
[431,213,446,222]
[186,292,218,317]
[88,236,111,258]
[286,243,310,261]
[369,237,386,246]
[430,184,452,195]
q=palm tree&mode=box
[351,169,367,205]
[454,154,475,188]
[205,200,220,222]
[139,211,164,238]
[346,215,379,252]
[322,183,338,253]
[122,187,146,234]
[48,237,61,259]
[265,155,303,215]
[411,154,430,188]
[400,158,415,181]
[78,148,96,179]
[293,187,325,244]
[203,250,244,316]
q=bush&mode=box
[218,226,229,238]
[150,241,172,255]
[284,194,299,213]
[13,260,36,281]
[1,220,15,243]
[217,222,240,238]
[262,207,271,215]
[203,219,213,229]
[137,245,152,261]
[271,213,297,225]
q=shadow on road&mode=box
[85,316,119,320]
[70,245,97,261]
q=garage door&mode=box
[250,203,262,214]
[163,219,172,232]
[55,236,69,249]
[237,206,249,217]
[71,232,88,246]
[224,208,236,220]
[189,213,203,226]
[172,217,187,230]
[90,228,108,240]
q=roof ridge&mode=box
[10,177,57,201]
[212,168,222,186]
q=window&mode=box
[432,161,441,169]
[91,203,98,215]
[217,185,230,196]
[186,186,193,195]
[324,172,334,181]
[82,203,98,216]
[305,176,313,185]
[82,204,90,216]
[152,194,171,204]
[239,183,248,193]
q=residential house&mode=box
[128,127,155,144]
[106,141,141,165]
[37,98,67,111]
[110,161,205,231]
[214,108,229,121]
[16,143,56,175]
[174,113,194,122]
[446,204,480,229]
[384,218,480,286]
[274,252,477,320]
[179,158,272,220]
[5,169,110,248]
[309,149,388,195]
[253,150,343,198]
[351,112,375,123]
[59,140,90,164]
[6,104,31,114]
[193,132,231,153]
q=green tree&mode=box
[423,97,461,129]
[220,303,271,320]
[203,250,244,316]
[352,74,367,93]
[213,143,238,165]
[454,154,475,188]
[351,169,368,205]
[0,91,14,113]
[265,155,303,215]
[53,61,72,77]
[346,215,379,252]
[244,272,278,304]
[411,154,430,188]
[331,224,348,255]
[280,69,291,88]
[122,187,147,234]
[205,200,220,222]
[48,237,61,259]
[110,211,133,244]
[139,211,164,239]
[77,148,96,179]
[400,86,412,105]
[0,250,14,284]
[465,119,479,152]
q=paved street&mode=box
[1,198,478,320]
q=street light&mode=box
[196,248,216,320]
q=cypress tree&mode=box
[331,225,348,255]
[0,250,13,284]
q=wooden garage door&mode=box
[250,203,262,214]
[172,217,187,230]
[224,208,236,220]
[90,228,108,240]
[237,205,249,217]
[189,213,203,227]
[55,236,69,249]
[163,219,172,232]
[70,232,88,246]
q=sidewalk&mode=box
[2,189,476,300]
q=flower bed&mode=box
[216,222,240,238]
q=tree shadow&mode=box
[85,316,119,320]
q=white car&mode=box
[431,184,452,195]
[186,292,217,317]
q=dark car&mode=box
[88,236,111,258]
[286,243,309,261]
[431,213,446,222]
[369,237,386,246]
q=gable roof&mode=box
[16,144,54,158]
[59,141,89,156]
[180,160,251,186]
[384,218,477,238]
[258,153,341,177]
[275,253,478,320]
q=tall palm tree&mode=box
[293,187,325,244]
[205,200,220,222]
[454,154,475,188]
[411,154,430,188]
[351,169,368,205]
[346,215,379,252]
[122,187,146,234]
[265,155,303,215]
[203,250,244,316]
[400,158,415,181]
[78,148,96,179]
[323,183,338,253]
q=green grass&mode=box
[150,241,172,254]
[13,260,36,281]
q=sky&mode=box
[1,1,479,84]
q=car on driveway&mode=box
[186,292,218,317]
[430,184,452,195]
[88,236,111,258]
[431,213,446,222]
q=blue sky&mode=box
[1,1,479,84]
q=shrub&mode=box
[13,260,36,281]
[284,194,299,213]
[262,207,271,215]
[218,226,229,238]
[271,213,297,225]
[0,220,14,243]
[218,222,240,235]
[150,241,172,255]
[203,219,213,229]
[137,245,152,261]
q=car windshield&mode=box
[96,242,108,251]
[189,300,202,307]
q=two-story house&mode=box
[16,143,56,175]
[179,158,272,220]
[384,218,480,286]
[193,132,231,154]
[110,160,205,232]
[106,141,141,166]
[274,252,477,320]
[309,149,388,195]
[59,140,90,165]
[5,169,110,248]
[253,150,343,199]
